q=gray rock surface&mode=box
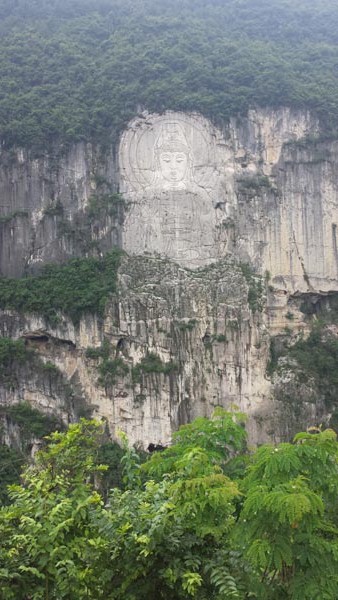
[1,108,338,446]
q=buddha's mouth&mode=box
[163,180,186,190]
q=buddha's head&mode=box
[154,123,192,187]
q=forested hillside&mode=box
[1,2,338,596]
[0,0,338,151]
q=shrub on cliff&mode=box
[0,250,121,325]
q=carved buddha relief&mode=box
[119,112,230,268]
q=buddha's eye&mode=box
[176,154,185,162]
[161,154,171,162]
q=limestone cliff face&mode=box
[1,108,338,447]
[0,144,120,278]
[0,256,267,446]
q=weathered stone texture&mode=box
[0,144,120,277]
[0,256,268,445]
[1,108,338,446]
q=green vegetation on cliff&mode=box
[269,324,338,405]
[0,0,338,151]
[1,413,338,598]
[86,340,130,387]
[132,352,178,382]
[0,445,24,505]
[86,341,178,388]
[0,337,31,383]
[0,401,63,504]
[5,401,62,442]
[0,250,121,325]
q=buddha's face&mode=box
[159,151,188,183]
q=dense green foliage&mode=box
[238,429,338,599]
[288,328,338,403]
[86,340,130,387]
[268,324,338,417]
[0,445,24,505]
[0,402,63,504]
[0,408,142,505]
[0,250,121,325]
[1,413,338,598]
[87,342,178,387]
[0,337,31,383]
[0,0,338,151]
[142,408,247,479]
[132,352,178,382]
[87,192,126,221]
[86,341,179,389]
[6,401,62,441]
[240,264,265,313]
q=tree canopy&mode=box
[0,0,338,152]
[1,412,338,598]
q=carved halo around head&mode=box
[120,113,217,192]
